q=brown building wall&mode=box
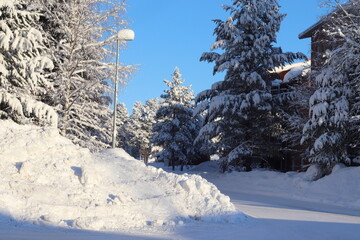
[311,30,343,71]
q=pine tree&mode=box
[272,67,314,170]
[124,99,160,163]
[196,0,304,171]
[302,0,360,169]
[0,0,57,126]
[124,101,143,158]
[152,67,201,170]
[115,102,128,148]
[140,98,161,163]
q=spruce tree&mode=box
[0,0,57,126]
[115,102,128,148]
[152,67,201,170]
[140,98,161,163]
[272,66,313,170]
[196,0,304,171]
[302,1,360,169]
[124,99,160,162]
[124,101,143,159]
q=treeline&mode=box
[1,0,359,176]
[115,67,209,170]
[118,0,360,176]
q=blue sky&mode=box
[118,0,331,111]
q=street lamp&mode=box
[112,29,135,148]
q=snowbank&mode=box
[0,120,244,231]
[196,163,360,210]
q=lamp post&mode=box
[112,29,135,148]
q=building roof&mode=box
[298,17,327,39]
[298,1,356,39]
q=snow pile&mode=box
[303,164,324,181]
[0,120,244,231]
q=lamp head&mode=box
[117,29,135,41]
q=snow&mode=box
[0,120,242,232]
[283,62,310,82]
[21,98,58,127]
[194,162,360,211]
[1,121,360,239]
[303,164,324,181]
[0,90,23,116]
[270,60,311,84]
[0,21,13,51]
[271,79,282,86]
[271,60,310,79]
[0,0,14,9]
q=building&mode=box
[299,1,359,70]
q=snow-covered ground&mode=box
[0,121,243,236]
[1,120,360,239]
[192,161,360,211]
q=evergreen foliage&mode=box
[302,0,360,168]
[152,68,202,170]
[196,0,305,171]
[125,98,160,163]
[0,0,57,126]
[272,69,313,170]
[115,102,129,148]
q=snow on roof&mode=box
[271,60,311,86]
[271,60,311,73]
[283,60,311,83]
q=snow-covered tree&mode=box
[152,67,201,170]
[125,98,160,163]
[302,0,360,169]
[0,0,57,126]
[140,98,161,163]
[196,0,305,171]
[272,66,314,170]
[124,101,143,158]
[114,102,128,148]
[30,0,135,151]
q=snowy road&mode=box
[172,186,360,240]
[228,190,360,222]
[231,191,360,236]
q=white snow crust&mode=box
[0,120,243,231]
[194,162,360,210]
